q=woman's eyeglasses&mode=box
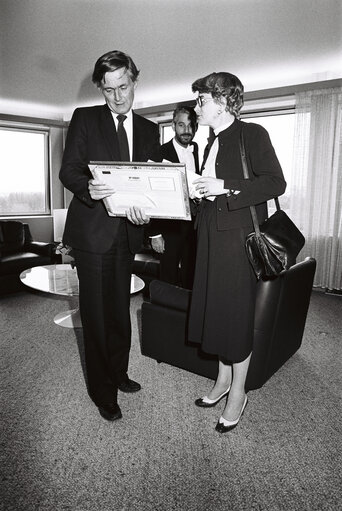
[195,96,215,108]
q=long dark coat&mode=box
[188,119,286,362]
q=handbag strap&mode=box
[239,127,280,235]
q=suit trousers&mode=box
[73,220,135,406]
[159,221,196,290]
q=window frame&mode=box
[156,101,296,215]
[0,121,51,217]
[156,100,296,164]
[159,120,173,145]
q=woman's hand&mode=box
[193,177,225,198]
[126,206,150,225]
[88,179,115,200]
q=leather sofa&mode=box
[141,257,316,390]
[0,220,57,294]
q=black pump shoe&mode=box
[215,396,248,433]
[195,386,231,408]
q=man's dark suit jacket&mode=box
[59,104,161,254]
[161,139,199,174]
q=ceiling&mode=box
[1,0,341,120]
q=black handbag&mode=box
[239,129,305,280]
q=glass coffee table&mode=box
[20,264,145,328]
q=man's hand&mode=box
[151,236,165,254]
[126,206,150,225]
[88,179,115,200]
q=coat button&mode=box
[218,207,222,212]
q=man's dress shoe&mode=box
[195,386,231,408]
[118,378,141,393]
[98,403,122,421]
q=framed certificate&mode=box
[89,161,191,220]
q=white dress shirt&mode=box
[172,138,196,173]
[202,121,235,201]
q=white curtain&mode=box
[289,87,342,290]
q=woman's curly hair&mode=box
[192,72,244,118]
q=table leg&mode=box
[54,308,82,328]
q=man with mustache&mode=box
[150,106,199,289]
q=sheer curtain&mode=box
[288,87,342,290]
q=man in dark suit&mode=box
[59,50,160,421]
[150,106,199,289]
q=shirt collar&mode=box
[173,138,194,152]
[110,108,133,127]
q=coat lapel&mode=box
[163,139,200,173]
[164,140,179,163]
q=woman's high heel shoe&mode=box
[195,386,231,408]
[215,395,248,433]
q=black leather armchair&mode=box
[0,220,57,294]
[141,258,316,390]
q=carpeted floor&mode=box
[0,288,341,511]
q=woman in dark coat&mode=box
[189,72,286,433]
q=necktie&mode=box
[117,114,130,162]
[201,131,217,171]
[207,130,217,151]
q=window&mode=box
[156,101,295,216]
[161,111,295,201]
[243,113,294,191]
[243,112,295,212]
[0,125,50,216]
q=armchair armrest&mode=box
[149,280,191,312]
[22,223,56,258]
[25,241,55,258]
